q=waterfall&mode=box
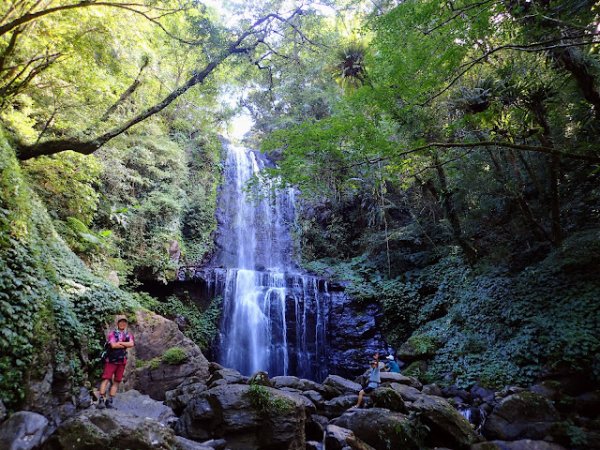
[205,143,329,380]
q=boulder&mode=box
[316,383,345,400]
[165,377,208,415]
[248,371,271,387]
[206,367,246,388]
[470,440,566,450]
[443,386,472,403]
[306,414,329,441]
[197,439,227,449]
[390,383,422,402]
[306,440,324,450]
[271,376,321,392]
[324,395,359,418]
[176,384,308,449]
[324,424,376,450]
[175,436,214,450]
[127,310,210,400]
[370,387,407,412]
[410,395,479,449]
[331,408,420,449]
[422,383,443,397]
[110,390,176,425]
[42,409,175,450]
[303,390,325,409]
[529,382,560,401]
[0,411,49,450]
[482,392,560,441]
[323,375,361,395]
[380,372,422,390]
[470,385,495,404]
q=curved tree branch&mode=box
[346,140,600,170]
[15,7,307,160]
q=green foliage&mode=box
[180,135,222,264]
[0,132,139,409]
[162,347,188,365]
[23,152,101,225]
[246,382,293,415]
[147,295,222,351]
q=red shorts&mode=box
[102,362,126,382]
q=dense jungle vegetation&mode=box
[1,0,599,414]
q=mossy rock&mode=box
[370,387,407,412]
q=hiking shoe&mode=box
[105,397,114,409]
[97,397,106,409]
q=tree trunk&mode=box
[432,152,478,264]
[552,45,600,120]
[529,97,562,246]
[506,149,553,243]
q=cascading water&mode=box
[204,142,329,380]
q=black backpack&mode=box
[100,330,130,364]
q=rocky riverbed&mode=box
[1,313,598,449]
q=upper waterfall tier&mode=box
[210,144,297,271]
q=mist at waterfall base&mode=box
[204,143,331,381]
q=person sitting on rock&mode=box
[384,355,401,373]
[352,356,381,409]
[98,316,134,409]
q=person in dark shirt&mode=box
[98,317,134,409]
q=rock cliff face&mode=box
[124,310,210,400]
[325,286,387,377]
[176,270,387,382]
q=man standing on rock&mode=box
[98,316,134,409]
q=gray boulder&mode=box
[389,383,422,402]
[422,383,443,396]
[111,389,176,425]
[306,440,324,450]
[248,371,271,387]
[410,395,478,449]
[380,372,422,389]
[271,376,321,392]
[0,411,49,450]
[323,375,361,395]
[303,390,325,409]
[482,392,560,441]
[206,367,246,388]
[127,310,210,400]
[470,440,566,450]
[42,409,175,450]
[306,414,329,441]
[324,395,359,418]
[175,436,214,450]
[165,377,208,415]
[176,383,308,449]
[324,424,376,450]
[331,408,420,449]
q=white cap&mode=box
[386,355,394,360]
